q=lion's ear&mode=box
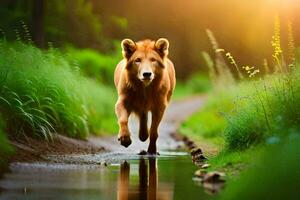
[121,39,136,59]
[155,38,169,58]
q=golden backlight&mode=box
[94,0,300,76]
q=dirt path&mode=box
[1,95,221,200]
[89,95,206,152]
[10,95,206,165]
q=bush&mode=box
[174,73,211,99]
[186,73,212,93]
[66,46,121,84]
[217,137,300,200]
[0,41,117,140]
[181,68,300,152]
[179,84,244,141]
[224,72,300,151]
[0,115,14,170]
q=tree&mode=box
[32,0,45,48]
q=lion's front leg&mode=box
[115,97,132,147]
[148,106,166,154]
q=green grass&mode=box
[173,73,211,100]
[179,65,300,200]
[224,72,300,151]
[179,66,300,194]
[179,70,300,199]
[216,137,300,200]
[180,69,300,151]
[65,46,122,84]
[179,82,250,141]
[206,146,262,178]
[0,114,14,171]
[179,25,300,199]
[0,41,117,142]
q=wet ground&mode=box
[0,96,209,200]
[0,152,211,200]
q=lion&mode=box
[114,38,176,154]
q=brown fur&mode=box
[118,159,158,200]
[114,38,176,154]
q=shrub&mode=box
[0,115,14,170]
[65,46,121,84]
[185,73,212,93]
[217,137,300,200]
[0,41,117,140]
[174,73,212,99]
[179,86,237,140]
[224,72,300,151]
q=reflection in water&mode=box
[0,154,211,200]
[118,161,130,200]
[118,158,161,200]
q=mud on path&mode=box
[9,95,206,165]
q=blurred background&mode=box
[1,0,299,79]
[1,1,300,199]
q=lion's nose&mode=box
[143,72,152,78]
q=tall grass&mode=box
[0,41,117,141]
[65,46,121,84]
[224,71,300,150]
[181,16,300,152]
[177,15,300,200]
[0,114,14,170]
[174,74,212,99]
[223,17,299,151]
[205,29,235,86]
[179,89,233,140]
[217,137,300,200]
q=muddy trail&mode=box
[0,96,216,200]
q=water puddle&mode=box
[0,152,211,200]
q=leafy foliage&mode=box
[174,74,211,99]
[224,72,300,151]
[65,46,121,84]
[0,0,126,51]
[0,114,14,170]
[0,41,117,140]
[182,18,300,152]
[217,137,300,200]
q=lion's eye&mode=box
[150,58,156,62]
[135,58,142,63]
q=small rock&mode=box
[186,140,194,146]
[192,154,207,162]
[190,147,202,156]
[203,172,225,183]
[194,169,206,177]
[170,132,181,141]
[187,144,197,150]
[194,161,206,168]
[182,136,189,142]
[186,140,194,145]
[201,164,211,169]
[203,182,225,194]
[202,172,226,194]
